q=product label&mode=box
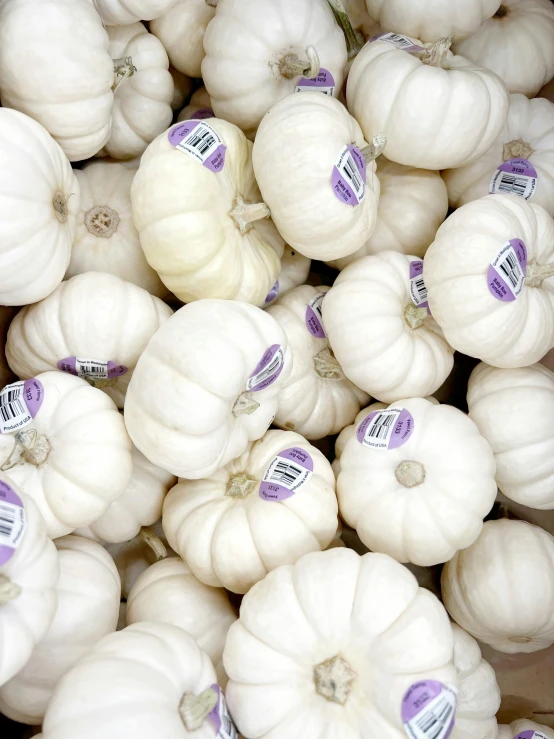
[208,684,238,739]
[259,447,313,501]
[263,280,280,305]
[193,107,215,119]
[305,293,326,337]
[246,345,284,392]
[168,120,226,172]
[401,681,457,739]
[356,407,414,450]
[0,379,44,435]
[489,159,537,200]
[57,357,128,381]
[332,145,366,206]
[371,32,425,53]
[487,239,527,302]
[514,731,549,739]
[295,68,336,95]
[0,479,26,566]
[409,261,429,311]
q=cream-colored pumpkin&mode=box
[347,36,509,170]
[0,0,113,161]
[263,246,312,307]
[425,195,554,368]
[498,720,554,739]
[0,308,17,390]
[467,362,554,509]
[169,67,192,111]
[176,86,213,122]
[0,109,79,307]
[454,0,554,98]
[6,271,173,409]
[267,285,369,438]
[94,0,179,24]
[126,556,236,683]
[336,397,497,566]
[163,429,338,593]
[253,94,382,261]
[0,535,120,725]
[131,119,282,304]
[442,519,554,653]
[102,23,174,160]
[0,477,59,687]
[224,547,457,739]
[329,157,449,269]
[0,372,133,539]
[443,95,554,218]
[322,252,454,401]
[66,162,167,298]
[124,300,292,479]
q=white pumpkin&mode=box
[347,36,509,170]
[336,397,497,566]
[425,195,554,368]
[266,285,369,438]
[0,0,114,161]
[6,271,173,409]
[150,0,216,78]
[0,372,133,539]
[126,556,236,683]
[467,362,554,509]
[176,86,213,122]
[202,0,347,139]
[0,477,59,687]
[0,535,120,725]
[169,67,192,112]
[66,162,167,298]
[442,519,554,653]
[263,246,312,307]
[125,300,292,478]
[498,721,554,739]
[131,119,282,305]
[224,547,457,739]
[0,109,79,307]
[322,251,454,401]
[94,0,179,24]
[454,0,554,98]
[163,429,338,593]
[329,157,449,269]
[253,93,383,261]
[102,23,174,160]
[42,622,223,739]
[443,94,554,218]
[451,624,501,739]
[342,0,380,39]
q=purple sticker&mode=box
[515,732,548,739]
[490,158,537,200]
[259,447,314,501]
[263,280,280,305]
[295,68,336,95]
[168,120,226,173]
[246,345,284,392]
[332,145,367,206]
[305,293,326,337]
[371,32,425,53]
[0,379,44,435]
[0,479,26,566]
[409,260,429,311]
[487,238,527,302]
[23,378,44,419]
[401,681,457,739]
[207,684,238,738]
[57,357,128,381]
[357,407,414,450]
[193,107,215,119]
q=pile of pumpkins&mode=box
[1,0,554,737]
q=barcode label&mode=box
[364,410,397,443]
[357,407,414,450]
[490,158,537,201]
[264,458,311,490]
[0,382,32,434]
[295,68,336,96]
[488,239,527,302]
[168,120,226,172]
[260,447,314,501]
[306,293,326,337]
[0,502,21,547]
[371,32,425,52]
[341,150,365,201]
[0,480,26,565]
[409,261,429,309]
[403,685,457,739]
[76,358,109,380]
[332,145,366,206]
[246,345,285,392]
[208,685,238,739]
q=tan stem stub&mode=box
[1,429,51,471]
[225,472,258,499]
[279,45,320,79]
[0,574,21,605]
[314,347,345,380]
[232,392,260,417]
[494,5,508,18]
[503,139,534,161]
[422,37,452,69]
[509,636,531,644]
[180,687,219,731]
[229,196,271,235]
[396,460,426,488]
[113,56,137,93]
[360,133,387,165]
[525,261,554,288]
[138,527,167,561]
[314,655,356,705]
[326,0,364,59]
[404,303,429,330]
[85,205,120,238]
[53,191,69,224]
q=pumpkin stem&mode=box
[395,460,426,488]
[53,191,69,224]
[0,574,21,605]
[525,261,554,288]
[314,347,345,380]
[314,655,356,705]
[179,686,219,731]
[502,138,534,161]
[232,392,260,417]
[279,45,320,80]
[494,5,508,17]
[326,0,364,60]
[509,636,531,644]
[138,527,167,561]
[360,133,387,165]
[404,303,429,330]
[113,56,137,93]
[85,205,120,238]
[422,37,452,69]
[0,429,51,470]
[225,472,258,498]
[229,196,271,235]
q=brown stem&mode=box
[280,46,320,79]
[525,261,554,288]
[138,527,167,561]
[229,196,271,235]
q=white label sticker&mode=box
[488,240,527,301]
[334,146,366,204]
[371,32,425,52]
[175,122,223,165]
[489,158,537,200]
[75,358,109,380]
[295,68,336,96]
[0,500,24,550]
[260,448,313,501]
[246,345,284,392]
[409,262,428,309]
[0,382,32,434]
[208,685,238,739]
[356,407,415,450]
[403,686,457,739]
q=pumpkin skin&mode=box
[124,300,293,479]
[425,195,554,368]
[267,285,369,439]
[336,397,497,566]
[177,86,213,122]
[94,0,179,24]
[126,557,237,683]
[347,37,509,170]
[202,0,347,139]
[169,67,192,111]
[0,0,114,161]
[131,118,282,305]
[498,721,554,739]
[454,0,554,98]
[0,109,79,307]
[322,252,454,402]
[42,622,219,739]
[6,271,173,409]
[253,94,381,261]
[0,535,120,725]
[224,547,457,739]
[442,519,554,653]
[0,371,133,539]
[0,478,60,688]
[443,94,554,218]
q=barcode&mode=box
[268,460,303,486]
[368,413,394,439]
[0,502,15,538]
[404,687,457,739]
[0,499,25,550]
[184,128,215,155]
[177,122,222,164]
[383,32,413,48]
[498,248,523,289]
[343,153,363,193]
[310,293,325,319]
[359,407,404,449]
[497,173,528,196]
[76,358,109,380]
[413,278,427,301]
[0,387,25,423]
[246,347,284,391]
[218,690,238,739]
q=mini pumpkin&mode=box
[176,86,213,122]
[94,0,179,24]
